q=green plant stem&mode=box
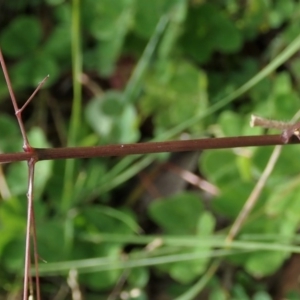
[62,0,82,211]
[81,233,300,253]
[37,249,242,275]
[61,0,82,256]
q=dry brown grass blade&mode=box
[226,145,282,243]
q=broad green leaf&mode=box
[268,0,294,28]
[181,3,242,63]
[212,182,254,218]
[44,25,71,63]
[239,0,270,40]
[245,251,288,277]
[253,291,272,300]
[85,91,139,143]
[197,211,215,236]
[167,212,214,283]
[232,284,250,300]
[0,16,42,58]
[236,155,253,182]
[36,219,66,262]
[218,111,244,137]
[169,249,210,283]
[148,192,204,234]
[265,184,300,238]
[201,150,241,186]
[285,290,300,300]
[253,146,300,178]
[11,52,58,88]
[140,59,208,133]
[1,238,25,271]
[209,288,227,300]
[249,77,272,104]
[82,0,133,40]
[79,243,122,290]
[134,0,174,38]
[83,0,133,76]
[127,267,149,288]
[168,212,214,283]
[0,197,26,258]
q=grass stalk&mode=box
[61,0,82,255]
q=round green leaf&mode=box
[218,111,244,137]
[245,251,288,277]
[0,16,42,58]
[140,59,208,133]
[85,91,139,143]
[82,0,133,40]
[134,0,174,38]
[11,52,58,88]
[148,192,204,234]
[181,3,242,63]
[79,243,122,290]
[253,291,272,300]
[127,267,149,288]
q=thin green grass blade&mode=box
[36,233,300,275]
[37,248,244,275]
[122,15,169,103]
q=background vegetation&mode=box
[1,0,300,299]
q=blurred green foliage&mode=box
[1,0,300,299]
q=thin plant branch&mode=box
[251,114,300,143]
[17,75,49,115]
[250,114,292,130]
[0,134,299,164]
[0,49,30,151]
[23,158,37,300]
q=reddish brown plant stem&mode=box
[0,49,31,151]
[23,158,36,300]
[0,134,298,164]
[31,207,41,300]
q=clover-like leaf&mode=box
[0,16,42,58]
